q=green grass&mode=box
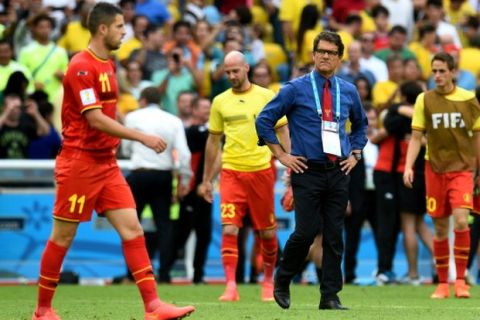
[3,284,480,320]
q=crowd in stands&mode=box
[1,0,480,285]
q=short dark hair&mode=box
[30,13,56,29]
[386,53,403,67]
[139,86,161,105]
[143,24,161,38]
[313,31,344,57]
[427,0,443,8]
[345,14,362,25]
[87,2,123,35]
[192,96,210,109]
[431,52,455,70]
[418,23,436,39]
[172,20,192,33]
[388,25,408,37]
[371,5,389,18]
[400,81,423,105]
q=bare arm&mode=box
[397,105,414,118]
[200,133,223,202]
[370,128,389,144]
[84,108,167,153]
[25,100,50,136]
[403,129,424,188]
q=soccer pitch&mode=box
[3,284,480,319]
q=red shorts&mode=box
[425,161,473,218]
[53,149,135,222]
[219,168,276,230]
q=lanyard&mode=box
[309,71,341,121]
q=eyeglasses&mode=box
[314,48,339,57]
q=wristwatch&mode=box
[352,152,362,161]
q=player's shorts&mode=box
[53,148,135,222]
[219,168,276,230]
[424,161,473,218]
[396,172,426,215]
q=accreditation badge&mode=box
[321,121,342,156]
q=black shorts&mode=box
[396,172,426,215]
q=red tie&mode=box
[322,79,337,162]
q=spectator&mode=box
[2,71,30,103]
[372,54,404,111]
[119,0,136,41]
[0,93,49,159]
[359,32,389,82]
[279,0,323,52]
[337,40,377,86]
[57,1,94,57]
[337,14,363,61]
[116,14,149,65]
[176,91,195,128]
[251,62,282,93]
[152,48,200,115]
[371,4,391,50]
[28,94,61,159]
[121,60,152,100]
[403,57,427,91]
[129,24,167,81]
[374,25,417,62]
[163,20,204,71]
[424,0,462,48]
[296,4,321,66]
[408,23,440,80]
[18,13,69,103]
[381,0,414,37]
[0,39,33,96]
[135,0,172,28]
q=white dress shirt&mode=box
[122,104,192,187]
[360,56,389,83]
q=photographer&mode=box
[152,48,200,115]
[0,93,49,159]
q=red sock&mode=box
[260,236,278,282]
[36,240,68,312]
[221,234,238,284]
[122,236,159,311]
[454,228,470,280]
[433,238,450,283]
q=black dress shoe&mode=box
[319,300,349,310]
[273,280,290,309]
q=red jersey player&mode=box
[32,3,194,320]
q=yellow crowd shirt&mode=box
[209,84,287,172]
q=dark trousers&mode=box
[276,165,349,302]
[168,190,212,283]
[374,170,400,275]
[344,190,377,283]
[127,169,173,281]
